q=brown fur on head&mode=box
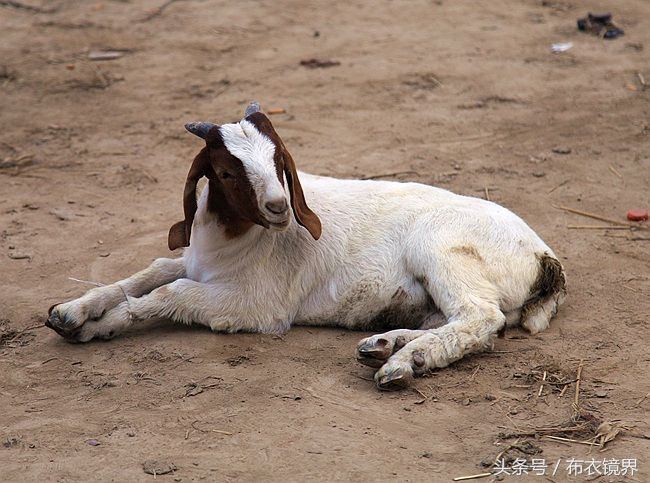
[168,104,321,250]
[245,111,322,241]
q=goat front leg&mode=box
[373,302,505,390]
[71,279,283,343]
[46,257,185,340]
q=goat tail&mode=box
[520,252,567,334]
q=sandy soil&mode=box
[1,0,649,481]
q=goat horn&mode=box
[184,122,216,139]
[244,101,261,117]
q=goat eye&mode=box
[221,171,233,180]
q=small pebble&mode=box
[552,147,572,154]
[8,252,31,260]
[49,209,72,221]
[143,460,176,475]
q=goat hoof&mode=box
[375,364,413,391]
[45,306,85,340]
[357,338,392,367]
[357,337,391,358]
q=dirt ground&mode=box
[1,0,649,481]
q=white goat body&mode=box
[186,174,551,333]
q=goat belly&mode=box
[341,281,434,331]
[363,299,431,331]
[295,277,435,330]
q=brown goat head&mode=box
[168,103,321,250]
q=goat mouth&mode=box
[267,218,290,230]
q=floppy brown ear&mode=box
[281,145,322,240]
[167,220,187,251]
[167,148,210,250]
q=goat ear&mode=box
[168,220,187,251]
[167,147,210,250]
[282,146,322,240]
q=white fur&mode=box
[220,120,286,213]
[49,121,565,388]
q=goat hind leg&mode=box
[356,312,445,367]
[375,303,505,390]
[46,257,185,339]
[357,329,427,368]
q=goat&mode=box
[46,102,566,390]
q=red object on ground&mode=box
[627,209,648,221]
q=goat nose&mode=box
[265,199,288,214]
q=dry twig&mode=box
[452,472,492,481]
[190,420,233,435]
[139,0,182,22]
[567,225,631,230]
[555,205,648,230]
[544,435,598,446]
[538,371,547,397]
[68,277,104,287]
[547,179,569,194]
[361,170,419,180]
[572,360,584,420]
[608,165,622,178]
[0,0,58,13]
[634,393,650,408]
